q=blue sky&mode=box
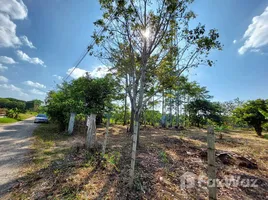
[0,0,268,102]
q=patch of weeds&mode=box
[215,125,229,133]
[82,151,102,167]
[43,149,54,155]
[11,192,28,200]
[53,169,61,175]
[159,151,168,164]
[168,171,176,178]
[33,123,68,142]
[33,157,46,165]
[103,151,121,171]
[61,186,78,200]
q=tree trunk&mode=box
[176,94,180,127]
[129,116,139,187]
[169,102,172,127]
[137,120,141,147]
[143,108,147,128]
[152,95,155,127]
[59,121,66,132]
[123,77,127,126]
[102,116,110,154]
[254,126,262,136]
[169,89,172,127]
[184,95,187,127]
[130,106,134,133]
[161,90,166,128]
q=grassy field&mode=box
[0,112,37,124]
[6,125,268,200]
[0,117,18,123]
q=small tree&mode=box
[233,99,268,136]
[186,99,222,127]
[46,75,117,130]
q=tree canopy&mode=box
[46,75,117,130]
[233,99,268,136]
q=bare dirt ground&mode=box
[0,118,37,197]
[5,124,268,200]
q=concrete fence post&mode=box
[68,112,76,134]
[207,126,217,200]
[86,114,97,149]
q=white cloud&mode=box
[66,67,88,79]
[0,56,16,64]
[0,0,28,48]
[0,13,21,48]
[251,49,261,53]
[23,80,46,89]
[91,66,113,78]
[233,40,237,44]
[20,35,36,49]
[16,50,46,67]
[0,63,8,71]
[0,83,28,97]
[66,66,114,80]
[29,88,46,96]
[0,0,28,20]
[0,75,8,82]
[238,7,268,55]
[53,74,63,80]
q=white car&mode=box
[34,114,48,123]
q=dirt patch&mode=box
[6,125,268,200]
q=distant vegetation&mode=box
[0,97,42,123]
[0,98,43,112]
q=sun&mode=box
[142,28,150,39]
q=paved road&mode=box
[0,117,38,196]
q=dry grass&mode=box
[5,124,268,200]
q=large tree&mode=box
[91,0,222,186]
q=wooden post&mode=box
[129,120,139,187]
[86,114,97,149]
[68,112,76,134]
[102,115,110,155]
[207,126,217,200]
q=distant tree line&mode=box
[0,98,43,112]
